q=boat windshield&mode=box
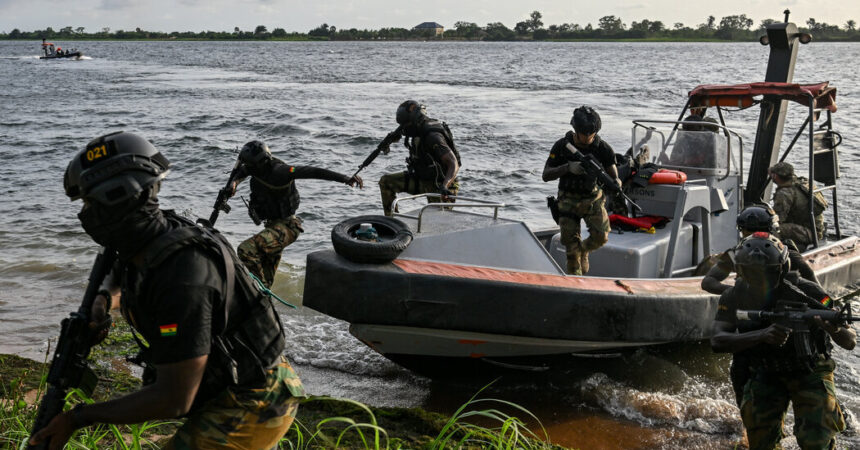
[632,121,741,177]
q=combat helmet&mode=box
[737,204,780,235]
[64,131,170,206]
[396,100,427,126]
[571,106,602,135]
[734,232,790,288]
[239,140,273,170]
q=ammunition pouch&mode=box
[547,196,560,224]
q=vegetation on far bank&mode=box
[0,317,565,449]
[2,11,859,43]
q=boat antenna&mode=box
[784,9,790,23]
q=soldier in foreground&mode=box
[769,161,828,249]
[226,140,362,288]
[710,232,855,449]
[378,100,461,216]
[30,131,304,449]
[542,106,621,275]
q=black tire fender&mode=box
[331,215,413,264]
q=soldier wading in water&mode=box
[378,100,461,216]
[31,131,305,449]
[543,106,621,275]
[711,232,855,450]
[226,140,362,288]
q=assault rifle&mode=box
[205,158,243,227]
[737,300,859,361]
[564,142,642,212]
[28,247,117,450]
[351,127,402,179]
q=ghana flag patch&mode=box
[820,296,833,308]
[289,166,295,172]
[159,323,178,337]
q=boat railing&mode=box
[632,119,745,182]
[392,194,506,233]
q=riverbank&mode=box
[0,317,565,449]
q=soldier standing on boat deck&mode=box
[378,100,461,216]
[542,106,621,275]
[225,140,363,288]
[769,161,827,249]
[30,131,306,449]
[711,232,854,449]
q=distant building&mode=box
[413,22,444,36]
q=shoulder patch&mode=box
[159,323,178,337]
[289,166,295,173]
[718,304,728,311]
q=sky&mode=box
[1,0,858,33]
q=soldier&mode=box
[31,131,305,449]
[378,100,461,216]
[543,106,621,275]
[702,204,818,296]
[769,161,827,249]
[711,232,855,449]
[226,140,362,288]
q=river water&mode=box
[2,40,860,449]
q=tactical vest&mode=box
[558,132,600,195]
[120,211,286,410]
[249,164,300,220]
[406,119,462,182]
[794,177,829,216]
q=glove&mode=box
[568,161,586,175]
[381,144,391,155]
[440,187,453,197]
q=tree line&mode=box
[3,12,858,42]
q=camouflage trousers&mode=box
[779,223,818,250]
[238,217,303,288]
[558,190,610,275]
[378,171,459,216]
[166,358,307,450]
[741,359,845,450]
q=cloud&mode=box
[99,0,135,10]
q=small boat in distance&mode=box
[40,38,82,59]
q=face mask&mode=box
[78,195,167,260]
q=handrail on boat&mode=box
[632,119,745,182]
[392,193,506,233]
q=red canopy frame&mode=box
[688,82,837,113]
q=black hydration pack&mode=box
[122,211,286,410]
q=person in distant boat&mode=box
[542,106,620,275]
[769,161,828,249]
[30,131,305,449]
[224,140,362,288]
[710,232,854,449]
[378,100,461,216]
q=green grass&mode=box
[1,317,564,449]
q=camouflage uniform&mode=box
[558,188,610,275]
[167,358,307,450]
[378,171,459,216]
[741,358,845,450]
[237,216,303,288]
[771,162,826,249]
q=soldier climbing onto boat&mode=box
[711,232,854,449]
[769,161,828,249]
[224,140,363,288]
[543,106,621,275]
[378,100,461,216]
[31,131,305,449]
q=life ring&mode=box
[331,215,413,264]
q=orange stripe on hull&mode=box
[392,259,705,295]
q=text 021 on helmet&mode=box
[64,131,170,206]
